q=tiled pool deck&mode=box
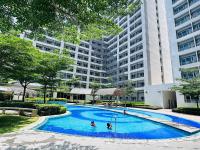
[0,108,200,150]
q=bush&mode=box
[26,97,49,102]
[35,104,67,116]
[172,108,200,116]
[133,105,162,110]
[0,101,35,108]
[0,92,13,101]
[49,98,68,101]
[26,97,67,102]
[120,101,145,107]
[0,101,67,116]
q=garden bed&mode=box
[0,101,67,116]
[172,108,200,116]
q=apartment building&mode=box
[20,0,174,102]
[104,0,173,102]
[168,0,200,107]
[146,0,200,108]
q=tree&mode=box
[123,80,136,107]
[65,77,80,89]
[0,34,40,101]
[102,77,115,88]
[90,81,101,104]
[0,0,141,43]
[56,80,70,95]
[172,69,200,108]
[36,50,73,103]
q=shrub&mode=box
[120,101,145,107]
[0,92,13,101]
[26,97,49,102]
[26,97,67,102]
[0,101,67,116]
[0,101,35,108]
[49,98,68,101]
[35,104,67,116]
[172,108,200,116]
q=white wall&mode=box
[176,93,198,108]
[145,84,175,108]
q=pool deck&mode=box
[0,108,200,150]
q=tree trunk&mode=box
[22,85,27,102]
[197,100,199,109]
[43,85,47,104]
[92,94,95,105]
[50,85,54,100]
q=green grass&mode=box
[0,115,38,134]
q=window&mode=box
[178,38,195,51]
[176,25,192,38]
[195,35,200,46]
[173,1,188,15]
[179,52,197,65]
[191,6,200,18]
[175,13,190,26]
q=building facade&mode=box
[146,0,200,108]
[21,0,175,103]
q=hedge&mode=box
[0,101,67,116]
[0,92,13,101]
[26,97,67,102]
[35,104,66,116]
[172,108,200,116]
[0,101,35,108]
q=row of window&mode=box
[179,51,200,65]
[175,5,200,26]
[173,0,200,15]
[178,34,200,51]
[176,20,200,39]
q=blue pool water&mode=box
[37,104,195,139]
[110,107,200,128]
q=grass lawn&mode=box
[0,115,38,134]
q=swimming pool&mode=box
[36,104,198,139]
[106,107,200,129]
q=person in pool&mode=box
[91,121,96,127]
[123,109,127,115]
[107,123,112,129]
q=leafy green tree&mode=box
[0,34,40,101]
[66,77,80,89]
[64,77,80,102]
[172,68,200,108]
[102,77,115,88]
[37,50,74,103]
[0,0,140,43]
[56,80,70,94]
[90,81,101,104]
[123,80,136,107]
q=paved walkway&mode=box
[0,130,200,150]
[0,108,200,150]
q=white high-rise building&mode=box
[167,0,200,107]
[104,0,173,102]
[21,0,176,103]
[146,0,200,108]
